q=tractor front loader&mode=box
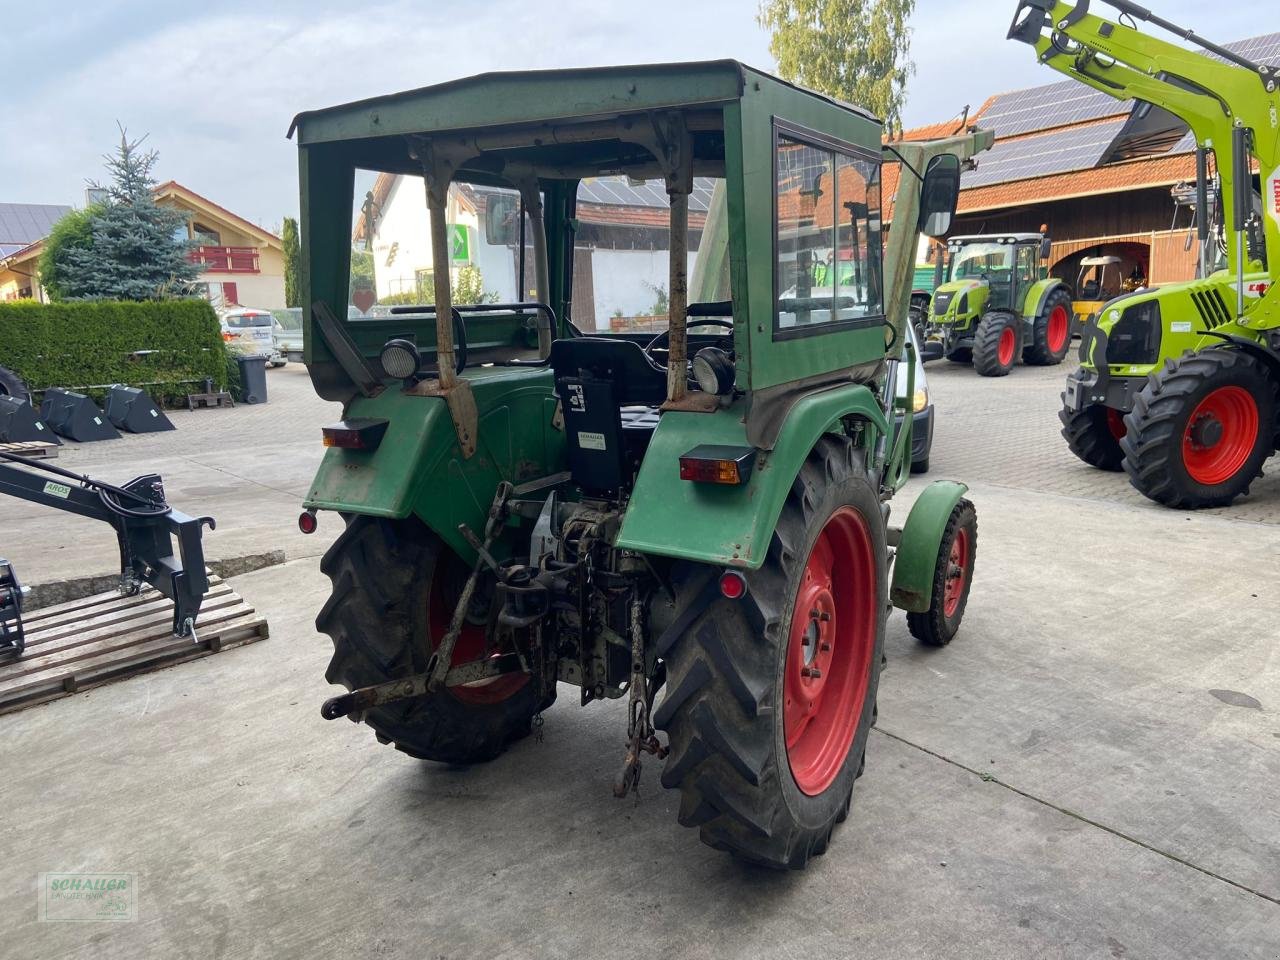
[924,231,1074,376]
[1011,0,1280,506]
[293,63,991,869]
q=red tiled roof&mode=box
[957,153,1197,212]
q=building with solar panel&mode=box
[890,32,1280,292]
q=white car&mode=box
[221,308,286,367]
[894,322,934,474]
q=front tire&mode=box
[655,437,886,869]
[0,365,30,403]
[1122,349,1276,508]
[1024,288,1074,366]
[316,515,547,763]
[972,312,1020,377]
[906,499,977,647]
[1060,400,1127,471]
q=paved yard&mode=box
[1,356,1277,959]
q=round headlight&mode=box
[912,388,929,413]
[691,347,735,396]
[380,338,421,380]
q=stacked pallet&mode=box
[0,441,59,460]
[0,575,268,716]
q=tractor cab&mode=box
[922,231,1072,376]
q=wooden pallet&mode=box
[0,441,59,460]
[0,575,268,716]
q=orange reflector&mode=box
[321,418,388,451]
[678,445,756,485]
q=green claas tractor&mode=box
[290,61,992,869]
[1011,0,1280,507]
[924,232,1075,376]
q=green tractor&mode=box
[1012,0,1280,507]
[292,62,991,868]
[924,232,1075,376]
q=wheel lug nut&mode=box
[818,612,831,622]
[820,642,831,652]
[801,667,822,679]
[809,609,820,620]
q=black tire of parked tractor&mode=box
[0,365,31,403]
[316,514,550,764]
[1023,287,1074,366]
[655,436,886,870]
[910,456,930,475]
[972,311,1021,377]
[946,347,972,364]
[906,499,977,647]
[1059,400,1127,472]
[1121,348,1277,509]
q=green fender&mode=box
[303,367,564,562]
[615,382,887,569]
[890,480,969,613]
[1024,278,1068,320]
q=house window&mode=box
[193,223,221,246]
[774,123,883,337]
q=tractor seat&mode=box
[548,338,667,494]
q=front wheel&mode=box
[1060,399,1127,471]
[655,437,886,869]
[906,499,977,647]
[0,365,30,403]
[972,312,1020,377]
[1024,288,1074,366]
[1122,349,1276,508]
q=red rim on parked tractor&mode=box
[1047,304,1070,353]
[783,507,876,797]
[428,568,528,705]
[1182,386,1259,486]
[943,527,970,618]
[1106,407,1127,441]
[997,326,1017,366]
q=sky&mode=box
[2,1,1266,231]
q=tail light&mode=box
[321,418,389,451]
[679,445,757,485]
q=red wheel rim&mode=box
[997,326,1016,366]
[942,527,970,618]
[1047,304,1069,353]
[1181,385,1259,486]
[784,507,876,797]
[428,560,527,705]
[1105,407,1127,441]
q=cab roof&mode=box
[288,60,878,144]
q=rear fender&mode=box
[890,480,969,612]
[1024,278,1067,321]
[304,368,563,561]
[616,382,888,569]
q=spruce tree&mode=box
[50,127,199,300]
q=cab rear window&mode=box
[228,315,272,328]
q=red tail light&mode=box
[678,445,757,485]
[321,418,389,451]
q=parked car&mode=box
[221,308,285,367]
[271,308,305,363]
[895,322,934,474]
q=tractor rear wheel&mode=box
[1024,288,1074,366]
[317,515,548,763]
[1059,399,1127,471]
[655,437,885,869]
[1121,349,1276,508]
[0,365,30,403]
[972,312,1021,377]
[906,499,977,647]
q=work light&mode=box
[379,338,421,381]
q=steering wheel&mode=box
[643,318,735,366]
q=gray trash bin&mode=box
[236,356,269,404]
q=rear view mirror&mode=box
[918,154,961,238]
[485,193,519,246]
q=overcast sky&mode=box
[3,1,1265,230]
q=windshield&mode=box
[573,176,728,333]
[228,314,271,328]
[949,242,1012,281]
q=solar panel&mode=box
[962,119,1126,189]
[576,176,714,212]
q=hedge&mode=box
[0,299,228,403]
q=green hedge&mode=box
[0,299,228,404]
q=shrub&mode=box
[0,298,227,404]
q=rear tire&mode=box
[655,437,886,870]
[972,312,1020,377]
[1024,288,1074,366]
[316,515,547,764]
[910,456,930,475]
[0,365,30,403]
[1122,349,1276,508]
[906,499,977,647]
[1060,399,1127,471]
